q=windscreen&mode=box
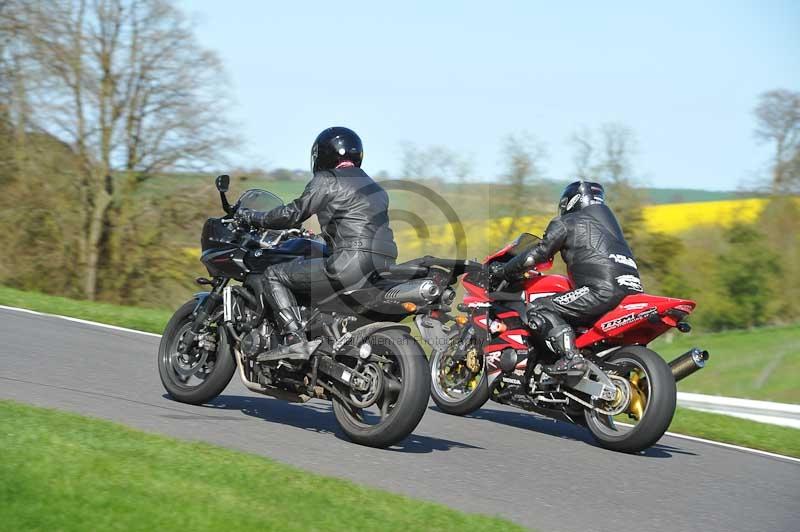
[508,232,540,256]
[237,189,284,212]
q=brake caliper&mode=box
[465,347,480,374]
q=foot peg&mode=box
[256,339,322,362]
[544,356,588,379]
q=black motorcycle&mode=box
[158,174,471,447]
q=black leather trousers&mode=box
[264,250,394,329]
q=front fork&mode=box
[179,278,228,354]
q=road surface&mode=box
[1,307,798,532]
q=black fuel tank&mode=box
[243,237,329,273]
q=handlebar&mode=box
[258,228,308,248]
[220,217,313,249]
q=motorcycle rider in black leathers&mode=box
[235,127,397,353]
[492,181,642,377]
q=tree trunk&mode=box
[83,185,112,300]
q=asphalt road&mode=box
[1,307,798,532]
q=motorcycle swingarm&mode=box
[565,361,617,401]
[317,356,371,392]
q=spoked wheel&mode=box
[429,337,490,416]
[158,300,236,405]
[332,329,429,448]
[584,346,676,453]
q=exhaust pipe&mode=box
[669,347,709,382]
[384,279,442,304]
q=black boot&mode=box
[542,324,587,378]
[274,306,312,359]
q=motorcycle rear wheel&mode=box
[332,329,429,448]
[584,346,676,453]
[158,300,236,405]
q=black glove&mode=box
[234,207,260,227]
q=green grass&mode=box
[668,407,800,458]
[0,400,522,532]
[0,285,171,335]
[651,324,800,403]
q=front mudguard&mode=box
[192,291,211,313]
[190,290,222,334]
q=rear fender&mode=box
[414,314,456,353]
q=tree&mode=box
[713,224,781,329]
[569,123,647,247]
[500,133,547,239]
[754,89,800,192]
[3,0,237,299]
[400,143,472,183]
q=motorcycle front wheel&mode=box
[429,341,490,416]
[157,300,236,405]
[584,346,676,453]
[332,329,429,448]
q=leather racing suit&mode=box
[500,203,642,373]
[242,166,398,334]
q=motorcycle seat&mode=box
[380,262,429,279]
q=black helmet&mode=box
[558,180,605,215]
[310,127,363,173]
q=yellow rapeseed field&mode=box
[393,197,779,259]
[642,198,768,234]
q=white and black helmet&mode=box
[558,180,605,215]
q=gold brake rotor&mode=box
[626,371,647,421]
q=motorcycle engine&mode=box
[240,321,275,358]
[240,330,268,358]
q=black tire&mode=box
[332,329,430,448]
[584,346,676,453]
[429,348,490,416]
[157,300,236,405]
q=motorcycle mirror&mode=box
[215,174,230,193]
[215,174,233,214]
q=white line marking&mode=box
[1,304,799,463]
[677,391,800,414]
[660,430,800,464]
[0,305,162,338]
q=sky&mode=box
[179,0,800,190]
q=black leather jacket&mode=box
[504,204,642,293]
[249,167,398,258]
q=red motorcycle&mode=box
[420,233,709,453]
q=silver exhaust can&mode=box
[669,347,709,382]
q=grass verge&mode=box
[651,324,800,403]
[669,407,800,458]
[0,285,170,334]
[0,400,522,532]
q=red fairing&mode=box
[523,274,573,302]
[575,294,696,348]
[484,242,516,263]
[485,329,530,353]
[463,279,489,305]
